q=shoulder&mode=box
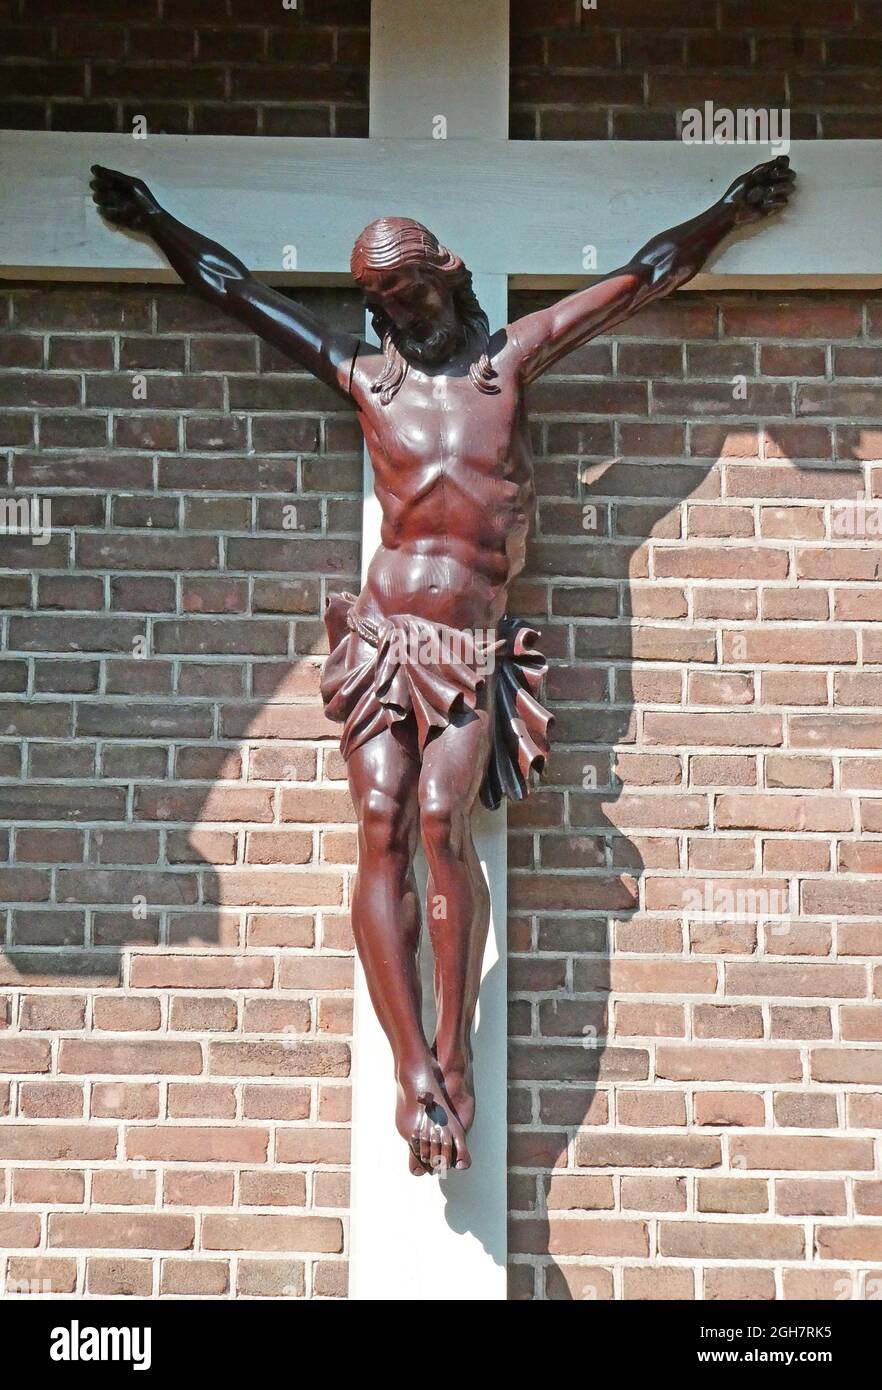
[347,339,387,405]
[486,324,524,380]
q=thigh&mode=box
[418,677,495,814]
[346,724,421,825]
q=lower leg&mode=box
[419,701,494,1134]
[424,815,490,1129]
[347,736,470,1173]
[351,821,425,1078]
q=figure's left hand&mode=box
[90,165,161,231]
[722,155,796,226]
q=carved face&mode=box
[360,265,462,366]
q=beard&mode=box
[389,315,462,366]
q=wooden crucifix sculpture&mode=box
[90,154,794,1177]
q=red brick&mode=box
[645,713,783,747]
[703,1267,776,1300]
[775,1180,846,1217]
[0,1125,117,1160]
[5,1257,77,1295]
[576,1134,720,1169]
[816,1227,882,1261]
[661,1221,804,1260]
[694,1092,764,1128]
[236,1259,306,1297]
[716,794,852,832]
[49,1213,194,1251]
[59,1040,203,1075]
[203,1214,342,1254]
[730,1136,875,1171]
[126,1127,268,1164]
[130,955,274,990]
[87,1258,153,1297]
[697,1179,769,1214]
[0,1214,41,1249]
[617,1090,686,1127]
[656,1047,801,1083]
[13,1168,85,1204]
[160,1259,230,1296]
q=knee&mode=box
[356,789,414,859]
[420,794,470,861]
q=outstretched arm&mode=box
[90,166,360,397]
[510,156,795,385]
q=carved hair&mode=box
[350,217,499,405]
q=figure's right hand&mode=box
[90,165,161,231]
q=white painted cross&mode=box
[1,0,880,1302]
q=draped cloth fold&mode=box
[320,591,553,810]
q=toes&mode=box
[409,1148,428,1177]
[409,1125,426,1164]
[440,1127,454,1175]
[430,1123,449,1176]
[405,1089,473,1176]
[418,1111,433,1170]
[448,1115,471,1171]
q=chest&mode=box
[361,370,524,479]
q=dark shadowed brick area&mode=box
[511,0,882,139]
[0,0,370,136]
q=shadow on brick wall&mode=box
[505,371,866,1299]
[0,283,364,1013]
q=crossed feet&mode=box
[395,1053,475,1177]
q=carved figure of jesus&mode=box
[91,155,794,1174]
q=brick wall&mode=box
[0,0,370,136]
[0,282,363,1298]
[511,0,882,139]
[507,287,882,1300]
[5,0,880,142]
[3,284,881,1300]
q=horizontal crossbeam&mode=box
[2,131,881,288]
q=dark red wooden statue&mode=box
[91,156,794,1175]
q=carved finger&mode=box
[746,158,775,181]
[91,180,128,203]
[96,202,133,223]
[92,164,134,185]
[759,155,790,178]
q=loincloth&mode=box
[320,591,553,810]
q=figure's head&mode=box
[350,216,498,403]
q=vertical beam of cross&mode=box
[347,0,510,1301]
